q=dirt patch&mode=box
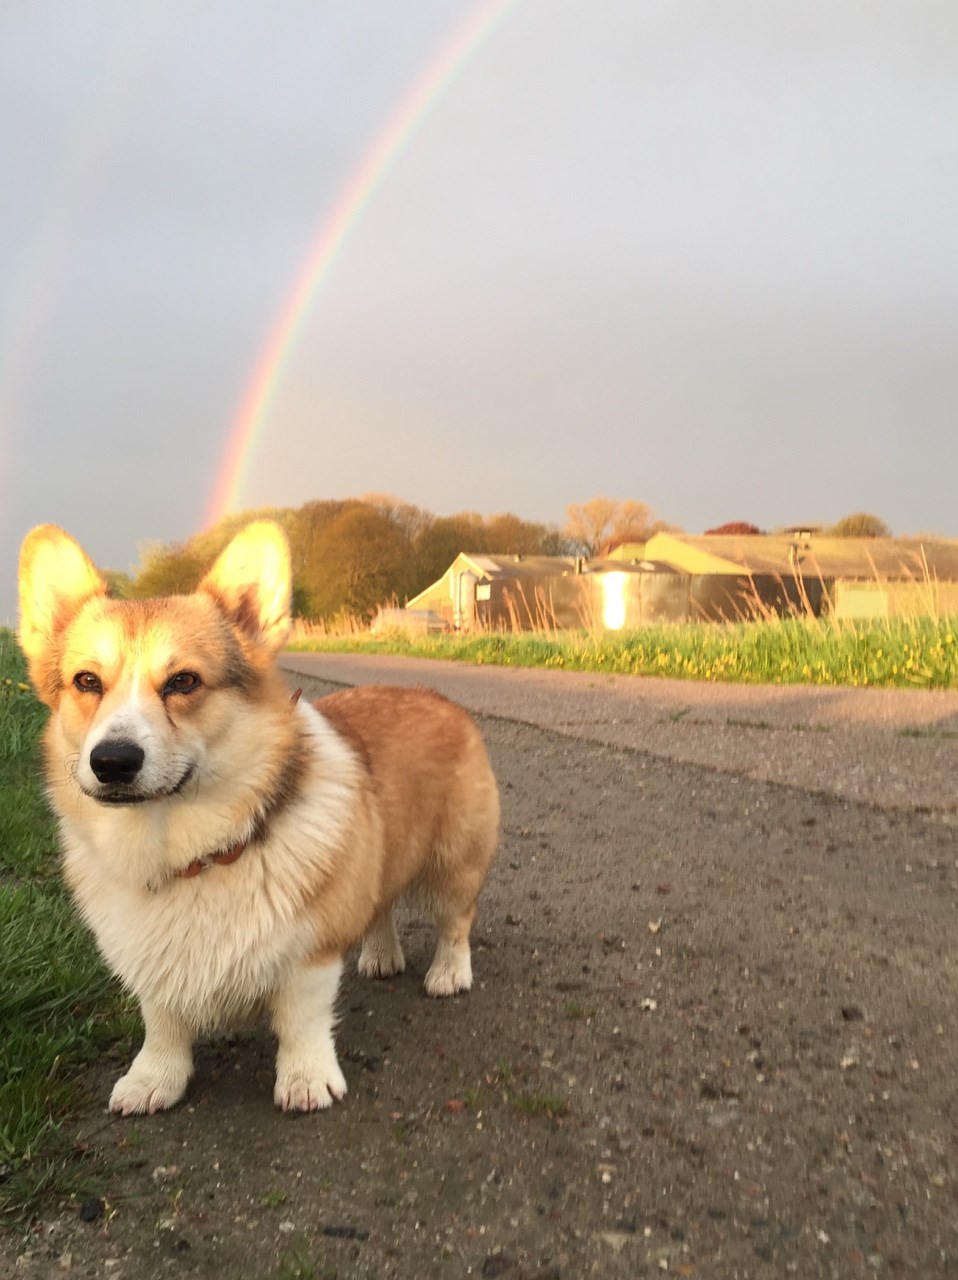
[5,673,958,1278]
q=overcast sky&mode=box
[3,1,958,621]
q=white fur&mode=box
[110,999,194,1116]
[75,673,175,797]
[60,703,362,1112]
[60,697,349,882]
[424,939,473,996]
[272,960,348,1111]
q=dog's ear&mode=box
[18,526,107,701]
[199,521,291,654]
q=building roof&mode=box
[405,553,579,611]
[587,558,679,575]
[459,553,680,578]
[406,535,958,613]
[456,554,578,578]
[644,533,958,581]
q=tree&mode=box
[359,493,431,544]
[357,494,431,601]
[130,544,205,598]
[101,568,134,598]
[299,505,408,620]
[409,513,487,595]
[536,525,577,556]
[563,498,656,556]
[189,507,296,569]
[828,512,891,538]
[483,512,563,557]
[704,521,762,536]
[288,500,364,610]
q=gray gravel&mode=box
[5,656,957,1278]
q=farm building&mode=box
[405,554,589,630]
[631,533,958,620]
[407,534,958,631]
[404,547,814,630]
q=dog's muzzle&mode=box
[89,739,145,785]
[86,740,194,805]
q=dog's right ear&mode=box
[18,526,107,693]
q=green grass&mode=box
[510,1088,571,1120]
[289,615,958,690]
[0,630,131,1223]
[270,1238,338,1280]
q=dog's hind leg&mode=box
[423,799,498,997]
[424,899,476,997]
[358,908,405,979]
[109,1000,194,1115]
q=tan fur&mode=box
[17,521,500,1115]
[318,686,499,906]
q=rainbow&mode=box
[204,0,515,528]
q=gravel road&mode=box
[281,652,958,815]
[6,655,957,1278]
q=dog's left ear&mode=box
[18,525,107,674]
[199,521,291,654]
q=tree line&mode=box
[112,496,573,621]
[109,496,891,623]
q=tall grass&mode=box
[0,630,130,1223]
[288,615,958,690]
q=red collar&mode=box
[173,688,303,880]
[174,841,247,879]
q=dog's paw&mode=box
[424,943,473,997]
[109,1058,190,1116]
[274,1051,348,1113]
[358,937,405,980]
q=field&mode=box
[290,614,958,690]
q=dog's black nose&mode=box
[89,740,145,784]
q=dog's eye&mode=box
[73,672,102,694]
[163,671,202,696]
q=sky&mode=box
[3,0,958,622]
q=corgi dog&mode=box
[17,521,499,1116]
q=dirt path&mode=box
[6,659,958,1278]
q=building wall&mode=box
[833,579,958,620]
[691,574,825,621]
[490,574,591,630]
[406,551,958,632]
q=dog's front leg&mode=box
[110,1000,194,1116]
[271,957,348,1112]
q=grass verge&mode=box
[289,616,958,690]
[0,630,132,1225]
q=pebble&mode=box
[596,1231,632,1254]
[78,1198,103,1224]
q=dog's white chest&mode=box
[69,851,312,1030]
